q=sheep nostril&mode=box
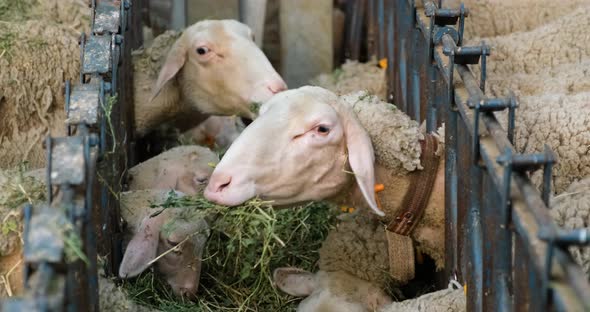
[217,179,231,192]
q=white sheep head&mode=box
[152,19,287,120]
[204,86,384,216]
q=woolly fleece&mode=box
[444,0,587,39]
[551,177,590,278]
[312,59,387,100]
[379,288,465,312]
[0,21,81,169]
[340,91,423,175]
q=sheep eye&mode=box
[196,47,210,55]
[317,126,330,134]
[167,239,179,246]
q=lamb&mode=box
[550,177,590,278]
[273,266,465,312]
[127,145,219,193]
[119,145,219,298]
[205,87,446,275]
[118,189,211,299]
[443,0,588,38]
[132,20,287,137]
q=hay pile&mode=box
[123,192,337,311]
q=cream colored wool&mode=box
[468,6,590,78]
[319,215,390,288]
[0,0,90,32]
[311,59,387,100]
[99,272,157,312]
[510,92,590,193]
[0,21,81,169]
[340,91,423,174]
[132,30,181,80]
[379,288,465,312]
[550,177,590,278]
[119,189,172,236]
[483,60,590,99]
[443,0,587,39]
[463,7,590,194]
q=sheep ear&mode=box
[338,104,385,217]
[151,39,186,102]
[273,267,318,297]
[119,214,165,278]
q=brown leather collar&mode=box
[387,133,441,235]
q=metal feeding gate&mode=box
[1,1,142,311]
[344,0,590,311]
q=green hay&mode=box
[0,162,45,211]
[249,102,261,115]
[102,94,118,154]
[0,163,88,264]
[123,192,337,311]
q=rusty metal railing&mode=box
[0,1,141,311]
[357,0,590,311]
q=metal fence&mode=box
[1,1,141,311]
[344,0,590,310]
[3,1,590,311]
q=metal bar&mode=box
[444,74,459,283]
[466,152,483,312]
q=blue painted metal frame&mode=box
[364,0,590,310]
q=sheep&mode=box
[132,20,287,137]
[550,177,590,278]
[310,58,387,100]
[273,267,465,312]
[463,5,590,193]
[205,87,447,274]
[272,267,393,312]
[442,0,588,38]
[119,189,211,299]
[0,20,82,170]
[482,60,590,98]
[0,17,285,169]
[127,145,219,193]
[467,6,590,78]
[119,145,219,298]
